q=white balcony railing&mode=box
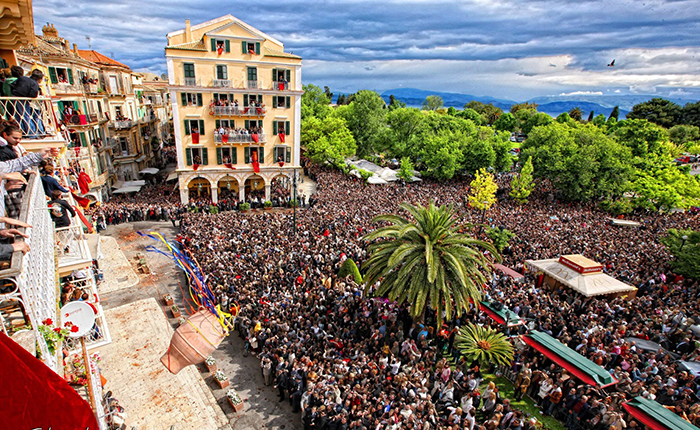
[246,80,261,89]
[63,268,111,352]
[55,224,92,268]
[214,132,266,144]
[212,79,232,88]
[82,83,100,94]
[0,173,59,371]
[53,82,82,94]
[112,120,133,129]
[178,77,200,87]
[272,81,289,91]
[211,106,266,116]
[0,96,60,139]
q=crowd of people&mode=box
[173,159,700,430]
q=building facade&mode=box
[165,15,302,204]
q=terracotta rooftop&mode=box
[77,50,130,69]
[165,40,207,52]
[263,47,301,59]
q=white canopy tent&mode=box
[525,258,637,297]
[138,167,160,175]
[121,180,146,188]
[112,186,142,194]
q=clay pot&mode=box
[160,309,226,374]
[228,397,245,412]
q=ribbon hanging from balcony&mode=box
[193,164,200,171]
[74,146,80,157]
[278,132,286,143]
[248,48,255,55]
[251,149,260,173]
[76,207,95,233]
[78,171,92,194]
[222,134,229,144]
[0,332,99,430]
[191,132,199,144]
[71,192,92,210]
[251,133,259,143]
[256,107,262,115]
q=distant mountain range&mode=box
[369,87,698,118]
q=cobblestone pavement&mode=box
[98,221,301,430]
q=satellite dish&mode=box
[61,302,96,338]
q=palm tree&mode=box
[362,202,499,325]
[454,323,514,368]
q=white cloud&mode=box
[559,91,604,96]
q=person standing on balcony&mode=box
[40,163,68,197]
[8,66,40,139]
[49,190,75,228]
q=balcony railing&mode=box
[53,82,82,94]
[246,80,261,89]
[214,133,266,144]
[112,120,134,129]
[82,83,100,94]
[63,268,111,352]
[211,106,266,116]
[63,113,101,126]
[212,79,232,88]
[175,77,201,87]
[0,96,60,139]
[272,81,289,91]
[55,224,92,269]
[0,172,60,372]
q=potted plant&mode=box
[289,199,299,208]
[263,200,273,210]
[239,202,251,212]
[213,370,229,388]
[226,389,245,412]
[171,304,181,318]
[37,318,72,355]
[205,355,217,373]
[163,294,174,306]
[177,316,187,326]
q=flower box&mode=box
[171,305,181,318]
[228,396,245,412]
[226,389,245,412]
[214,370,229,388]
[205,356,216,373]
[163,294,174,306]
[216,378,229,389]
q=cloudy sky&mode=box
[34,0,700,101]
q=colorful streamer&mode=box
[137,231,237,333]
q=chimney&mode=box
[73,43,79,54]
[42,23,59,38]
[184,19,191,43]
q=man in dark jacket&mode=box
[49,190,75,228]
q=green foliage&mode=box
[455,323,514,368]
[521,112,553,135]
[627,98,682,128]
[388,94,406,111]
[301,84,332,120]
[509,102,539,114]
[661,229,700,280]
[569,107,583,122]
[464,101,503,126]
[614,119,669,158]
[493,112,516,132]
[455,108,483,125]
[447,106,457,116]
[358,168,374,181]
[264,200,273,208]
[338,258,363,283]
[609,106,620,121]
[587,110,595,122]
[302,115,357,167]
[363,202,499,324]
[468,168,498,211]
[384,108,424,159]
[422,95,444,111]
[682,101,700,128]
[340,90,387,157]
[239,202,250,211]
[599,199,633,215]
[461,131,496,175]
[486,227,515,252]
[418,129,464,180]
[509,156,535,204]
[38,320,70,355]
[630,164,700,211]
[556,112,573,124]
[492,138,513,172]
[669,124,700,147]
[592,114,607,128]
[398,157,414,181]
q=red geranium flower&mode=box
[43,318,53,326]
[70,325,80,333]
[53,327,62,333]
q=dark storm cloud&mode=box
[33,0,700,99]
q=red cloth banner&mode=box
[244,107,249,114]
[0,332,99,430]
[224,163,235,170]
[71,192,92,210]
[256,107,262,115]
[222,134,229,143]
[249,49,256,55]
[251,133,259,143]
[278,82,285,91]
[251,150,260,173]
[191,132,199,144]
[193,164,200,171]
[279,132,286,143]
[217,46,224,55]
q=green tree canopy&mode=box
[681,101,700,128]
[468,168,498,212]
[660,229,700,280]
[301,115,357,167]
[521,112,553,135]
[455,323,514,368]
[422,95,444,111]
[363,202,499,324]
[510,156,535,204]
[669,124,700,147]
[398,157,415,182]
[455,108,483,125]
[338,90,387,157]
[609,106,620,121]
[493,112,517,132]
[464,101,503,125]
[387,94,406,111]
[383,107,425,159]
[569,107,583,122]
[510,102,539,114]
[627,98,682,128]
[301,84,332,120]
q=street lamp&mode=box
[292,168,298,236]
[681,235,689,251]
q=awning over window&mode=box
[494,264,525,280]
[480,300,524,327]
[166,172,178,182]
[523,330,617,388]
[138,167,159,175]
[622,397,700,430]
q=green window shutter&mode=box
[255,42,260,55]
[273,121,278,134]
[243,94,249,106]
[225,39,230,53]
[286,96,290,108]
[216,148,222,164]
[222,66,227,80]
[196,93,202,106]
[215,120,220,129]
[232,148,238,164]
[211,38,217,51]
[258,147,264,163]
[199,119,205,135]
[202,148,209,165]
[244,147,250,163]
[181,93,187,106]
[49,67,58,84]
[272,69,277,81]
[185,148,192,165]
[184,120,190,135]
[286,70,291,82]
[244,120,249,129]
[213,92,219,101]
[272,96,277,107]
[80,133,87,147]
[286,148,291,163]
[285,121,290,135]
[242,41,247,53]
[273,147,278,162]
[67,68,74,84]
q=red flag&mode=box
[193,164,200,171]
[256,107,262,115]
[252,162,260,173]
[76,208,95,233]
[71,192,92,210]
[191,132,199,144]
[251,150,260,173]
[222,134,229,143]
[248,49,255,55]
[278,132,286,143]
[217,46,224,55]
[224,163,235,170]
[244,107,249,114]
[0,332,98,430]
[251,133,259,143]
[278,82,285,91]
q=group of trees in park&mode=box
[302,84,700,212]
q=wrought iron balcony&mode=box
[214,133,266,144]
[55,224,93,269]
[0,96,61,139]
[52,82,82,94]
[111,120,134,129]
[246,80,261,89]
[272,81,289,91]
[210,106,266,116]
[212,79,232,88]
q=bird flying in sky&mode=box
[607,59,615,67]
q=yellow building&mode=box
[166,15,302,203]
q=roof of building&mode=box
[264,47,301,59]
[525,258,637,297]
[165,40,208,51]
[16,35,81,60]
[167,15,284,49]
[77,50,130,69]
